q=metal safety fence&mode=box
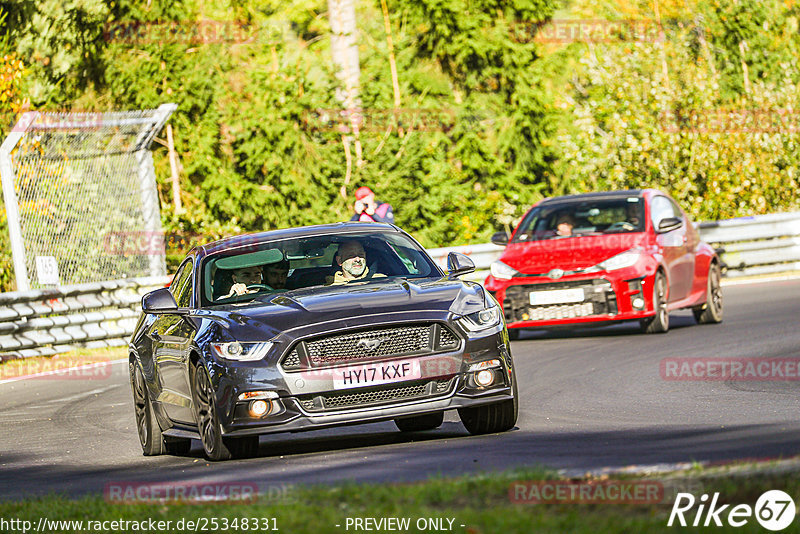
[0,277,169,362]
[696,212,800,277]
[0,105,175,291]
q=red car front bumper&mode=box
[486,269,658,329]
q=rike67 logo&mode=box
[668,490,796,531]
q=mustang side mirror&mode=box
[491,231,509,246]
[142,287,187,314]
[447,252,475,278]
[657,217,683,233]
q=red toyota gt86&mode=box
[485,189,723,337]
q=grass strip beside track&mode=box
[2,463,799,533]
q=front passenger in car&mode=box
[327,241,387,285]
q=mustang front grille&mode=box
[307,325,430,365]
[280,323,460,371]
[296,377,455,413]
[282,350,301,369]
[438,327,458,348]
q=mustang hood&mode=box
[197,277,487,339]
[501,233,646,274]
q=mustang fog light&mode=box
[475,369,495,387]
[249,399,272,417]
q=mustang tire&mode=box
[458,365,518,435]
[130,361,191,456]
[394,411,444,432]
[192,362,258,461]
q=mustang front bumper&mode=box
[192,318,515,437]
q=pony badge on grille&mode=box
[357,338,385,351]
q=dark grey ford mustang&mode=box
[129,222,518,460]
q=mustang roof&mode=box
[195,222,400,258]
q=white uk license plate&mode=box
[332,359,422,390]
[529,288,585,305]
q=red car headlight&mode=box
[586,247,643,272]
[490,260,520,280]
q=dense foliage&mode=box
[1,0,800,290]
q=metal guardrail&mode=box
[0,277,169,362]
[696,212,800,277]
[428,211,800,281]
[0,212,797,361]
[427,243,504,283]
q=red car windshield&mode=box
[513,197,645,242]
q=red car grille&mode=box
[502,279,618,322]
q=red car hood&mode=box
[500,233,647,274]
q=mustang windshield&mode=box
[513,197,645,242]
[200,231,439,305]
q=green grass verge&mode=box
[2,464,799,533]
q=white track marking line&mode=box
[721,273,800,286]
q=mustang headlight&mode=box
[458,305,502,332]
[211,342,273,361]
[490,260,519,280]
[588,248,643,272]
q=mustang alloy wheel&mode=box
[130,361,190,456]
[192,362,258,461]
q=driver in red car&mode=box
[555,213,576,237]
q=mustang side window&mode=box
[170,259,194,308]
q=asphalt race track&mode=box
[1,278,798,499]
